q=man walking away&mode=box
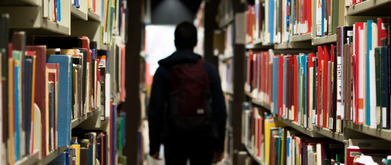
[148,21,227,165]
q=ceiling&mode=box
[150,0,203,25]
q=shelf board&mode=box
[219,16,234,29]
[0,0,40,6]
[15,150,40,165]
[243,144,264,165]
[274,42,314,49]
[311,35,337,45]
[71,6,88,20]
[289,33,312,42]
[252,99,271,111]
[344,121,391,141]
[312,126,344,142]
[88,10,100,22]
[275,116,324,138]
[100,44,109,50]
[71,109,100,129]
[41,147,68,165]
[347,0,391,16]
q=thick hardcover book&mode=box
[25,45,47,157]
[23,55,33,156]
[272,56,279,114]
[46,55,73,147]
[380,47,390,129]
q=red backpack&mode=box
[168,59,212,133]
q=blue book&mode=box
[15,65,19,161]
[380,47,390,129]
[97,135,102,164]
[297,56,302,124]
[48,151,68,165]
[121,112,126,146]
[111,104,117,165]
[74,0,80,8]
[304,55,308,128]
[366,20,374,126]
[57,0,61,22]
[47,55,73,147]
[272,56,280,114]
[88,144,93,165]
[24,56,33,156]
[268,0,275,44]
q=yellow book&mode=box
[8,58,15,165]
[264,115,287,165]
[71,144,80,165]
[30,55,36,154]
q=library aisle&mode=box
[2,0,391,165]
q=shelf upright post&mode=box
[204,0,219,66]
[232,0,246,164]
[124,0,142,164]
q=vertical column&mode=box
[232,0,246,164]
[124,0,142,164]
[204,0,219,66]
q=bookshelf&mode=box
[243,144,264,165]
[346,0,391,16]
[230,0,391,164]
[0,0,131,164]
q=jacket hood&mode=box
[158,50,202,66]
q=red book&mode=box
[352,54,358,124]
[260,52,265,101]
[307,0,312,34]
[26,45,47,158]
[294,56,299,122]
[278,56,284,117]
[265,52,269,103]
[47,63,59,151]
[253,52,257,90]
[257,53,262,99]
[323,45,330,128]
[317,46,323,127]
[377,18,389,46]
[81,37,91,112]
[256,116,261,157]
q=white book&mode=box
[369,51,377,129]
[316,0,322,36]
[316,143,322,165]
[309,67,314,130]
[358,28,365,124]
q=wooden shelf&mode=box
[275,116,324,138]
[88,10,101,21]
[344,121,391,141]
[0,0,40,6]
[347,0,391,16]
[274,42,314,49]
[71,6,88,20]
[15,150,40,165]
[219,17,234,29]
[313,126,345,142]
[41,147,68,165]
[289,33,311,42]
[243,144,264,165]
[311,35,337,45]
[100,44,109,50]
[0,7,70,35]
[71,109,101,129]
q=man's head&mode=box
[174,22,198,50]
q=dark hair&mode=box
[174,22,198,50]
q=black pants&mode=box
[163,137,215,165]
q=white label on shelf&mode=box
[382,23,386,30]
[235,13,246,44]
[329,118,333,129]
[350,152,362,157]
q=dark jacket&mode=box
[148,50,227,154]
